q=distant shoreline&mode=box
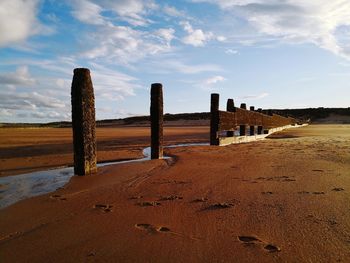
[2,107,350,128]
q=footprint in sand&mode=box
[158,226,171,232]
[134,224,200,240]
[138,201,161,207]
[238,235,262,243]
[135,224,170,234]
[50,194,67,201]
[94,204,113,213]
[238,235,281,253]
[203,202,234,211]
[87,251,96,257]
[262,191,273,195]
[332,187,344,192]
[256,176,296,182]
[298,191,325,195]
[135,223,156,233]
[264,244,281,252]
[159,195,183,201]
[192,197,208,203]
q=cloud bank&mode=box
[192,0,350,58]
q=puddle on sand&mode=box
[0,143,208,209]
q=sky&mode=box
[0,0,350,123]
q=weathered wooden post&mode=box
[239,103,247,136]
[249,106,255,135]
[71,68,97,176]
[150,83,163,159]
[210,93,220,145]
[226,98,235,137]
[257,108,263,134]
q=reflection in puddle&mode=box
[0,143,208,209]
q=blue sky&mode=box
[1,0,350,123]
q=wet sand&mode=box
[0,126,208,177]
[0,124,350,262]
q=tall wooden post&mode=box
[150,83,163,159]
[257,108,263,134]
[249,106,255,135]
[71,68,97,176]
[226,98,235,137]
[239,103,247,136]
[210,93,220,145]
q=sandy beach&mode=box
[0,126,208,177]
[0,124,350,262]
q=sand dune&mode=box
[0,125,349,262]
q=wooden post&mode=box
[257,108,263,134]
[226,98,235,137]
[150,83,163,159]
[250,126,255,135]
[71,68,97,176]
[249,106,255,135]
[239,103,246,136]
[210,93,220,145]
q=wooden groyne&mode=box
[210,93,300,146]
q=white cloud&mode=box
[70,0,157,27]
[0,59,143,122]
[0,0,51,47]
[0,66,37,86]
[69,1,174,64]
[225,49,239,54]
[194,75,226,90]
[0,91,67,111]
[191,0,350,59]
[216,36,227,42]
[241,92,269,100]
[152,60,222,74]
[89,63,139,99]
[29,110,69,120]
[180,21,214,47]
[0,109,13,117]
[163,5,186,17]
[81,24,174,64]
[204,75,226,85]
[103,0,157,26]
[71,0,107,25]
[55,78,66,88]
[155,28,175,44]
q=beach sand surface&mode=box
[0,124,350,262]
[0,126,208,177]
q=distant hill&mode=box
[266,108,350,123]
[1,108,350,128]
